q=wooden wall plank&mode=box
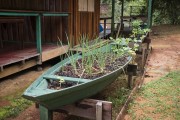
[88,0,95,12]
[0,0,100,47]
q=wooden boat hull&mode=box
[23,45,132,110]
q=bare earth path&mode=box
[124,25,180,120]
[144,25,180,83]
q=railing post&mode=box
[36,15,42,64]
[111,0,115,36]
[148,0,153,28]
[104,19,107,37]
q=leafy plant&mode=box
[0,97,32,120]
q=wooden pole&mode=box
[121,0,124,27]
[128,72,133,89]
[36,15,42,65]
[147,0,153,28]
[111,0,115,36]
[56,99,112,120]
[96,101,103,120]
[39,105,53,120]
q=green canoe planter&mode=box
[23,44,132,110]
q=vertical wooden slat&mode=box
[0,24,3,48]
[51,0,56,43]
[88,0,95,12]
[0,0,101,48]
[79,0,88,11]
[19,22,24,49]
[55,0,60,42]
[68,0,73,45]
[45,0,51,43]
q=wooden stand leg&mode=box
[37,65,43,71]
[128,72,133,89]
[96,101,102,120]
[142,48,146,70]
[39,105,53,120]
[35,103,39,108]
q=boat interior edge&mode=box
[43,75,91,83]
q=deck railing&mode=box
[100,17,112,38]
[0,10,69,64]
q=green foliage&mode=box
[0,97,32,120]
[100,0,146,23]
[101,0,180,25]
[131,20,150,41]
[153,0,180,25]
[110,37,137,57]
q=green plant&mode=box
[132,20,142,29]
[110,37,137,57]
[58,36,80,75]
[0,97,32,120]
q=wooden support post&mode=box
[142,48,146,70]
[111,0,115,36]
[56,99,112,120]
[148,0,153,28]
[143,37,151,50]
[96,101,102,120]
[104,19,107,37]
[21,60,25,65]
[127,64,137,88]
[36,15,42,65]
[39,105,53,120]
[35,103,39,108]
[0,66,3,72]
[128,72,133,89]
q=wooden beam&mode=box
[0,59,37,79]
[147,0,153,28]
[55,99,112,120]
[41,45,68,62]
[96,101,102,120]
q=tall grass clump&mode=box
[57,34,138,79]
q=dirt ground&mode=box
[0,25,180,120]
[124,25,180,120]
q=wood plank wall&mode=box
[70,0,100,45]
[0,0,100,49]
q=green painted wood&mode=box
[147,0,153,28]
[43,13,69,16]
[36,15,42,60]
[0,12,38,16]
[0,11,69,17]
[39,105,52,120]
[43,75,90,83]
[111,0,115,36]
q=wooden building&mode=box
[0,0,101,79]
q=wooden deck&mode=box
[0,44,68,79]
